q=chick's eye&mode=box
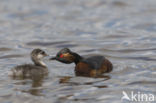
[60,54,64,58]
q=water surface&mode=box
[0,0,156,103]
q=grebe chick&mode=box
[50,48,113,77]
[9,49,48,77]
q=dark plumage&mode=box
[50,48,113,77]
[9,49,48,78]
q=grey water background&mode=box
[0,0,156,103]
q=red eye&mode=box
[60,54,64,58]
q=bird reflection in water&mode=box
[58,75,110,88]
[10,73,48,96]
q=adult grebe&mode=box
[50,48,113,77]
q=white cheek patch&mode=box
[37,54,43,59]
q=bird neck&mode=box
[71,52,83,65]
[32,58,46,68]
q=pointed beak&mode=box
[49,56,57,60]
